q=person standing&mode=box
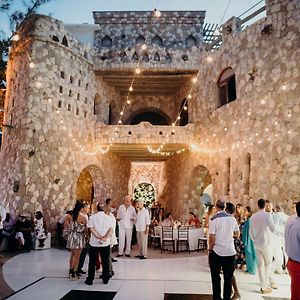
[85,202,113,285]
[273,205,289,274]
[77,202,90,275]
[284,201,300,300]
[135,200,151,259]
[208,200,240,300]
[66,201,87,280]
[116,195,136,257]
[249,199,276,294]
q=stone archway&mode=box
[189,165,212,219]
[76,165,108,204]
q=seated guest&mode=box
[162,213,173,227]
[188,212,201,227]
[1,213,15,251]
[34,211,48,248]
[15,212,33,251]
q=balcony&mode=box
[95,122,195,161]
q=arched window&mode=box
[136,35,145,45]
[52,36,59,42]
[108,104,112,125]
[62,36,68,47]
[186,35,197,47]
[152,35,163,47]
[218,67,236,107]
[101,35,112,48]
[179,99,188,126]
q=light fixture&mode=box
[141,44,147,50]
[187,94,192,99]
[35,82,42,88]
[206,56,213,63]
[120,111,124,116]
[247,111,251,116]
[191,77,198,83]
[281,83,288,91]
[135,68,141,74]
[11,34,20,42]
[154,9,161,17]
[29,62,35,68]
[177,116,181,120]
[260,99,266,105]
[127,100,131,104]
[172,123,175,127]
[118,120,122,124]
[224,127,228,132]
[183,106,187,111]
[129,86,133,91]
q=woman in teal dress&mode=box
[242,206,258,274]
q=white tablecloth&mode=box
[157,227,205,251]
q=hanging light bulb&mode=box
[191,77,198,83]
[172,123,175,127]
[129,86,133,92]
[127,100,131,104]
[187,94,192,99]
[11,34,20,42]
[135,68,141,74]
[177,116,181,120]
[35,82,42,88]
[281,83,288,91]
[206,56,213,63]
[154,9,161,17]
[183,106,188,111]
[141,44,147,50]
[118,120,122,124]
[29,62,35,68]
[120,111,124,116]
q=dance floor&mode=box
[2,248,290,300]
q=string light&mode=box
[126,100,131,104]
[129,86,133,92]
[135,68,141,74]
[141,44,147,50]
[29,61,35,68]
[154,9,161,17]
[11,34,20,42]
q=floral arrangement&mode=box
[133,182,155,204]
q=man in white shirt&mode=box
[135,200,151,259]
[250,198,276,294]
[85,202,113,285]
[116,195,136,257]
[273,205,289,274]
[208,200,240,300]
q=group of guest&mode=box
[0,211,47,252]
[207,198,299,300]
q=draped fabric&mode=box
[242,218,258,274]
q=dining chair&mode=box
[177,226,190,253]
[197,227,208,251]
[161,226,175,253]
[149,225,160,249]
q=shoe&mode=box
[85,279,93,285]
[77,269,86,275]
[139,256,147,259]
[70,272,79,281]
[260,288,272,294]
[103,279,109,284]
[116,254,123,257]
[230,292,241,300]
[269,283,278,289]
[68,269,73,278]
[125,254,131,257]
[111,271,115,277]
[112,258,118,262]
[135,255,142,258]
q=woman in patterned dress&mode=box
[66,201,87,280]
[34,211,47,247]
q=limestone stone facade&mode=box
[0,0,299,229]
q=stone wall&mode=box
[0,15,131,230]
[164,0,300,219]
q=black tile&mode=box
[60,290,116,300]
[164,294,212,300]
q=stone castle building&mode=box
[0,0,299,230]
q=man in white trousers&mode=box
[250,198,277,294]
[135,200,151,259]
[116,195,136,257]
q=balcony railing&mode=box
[96,122,195,145]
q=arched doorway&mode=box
[133,182,156,205]
[189,165,212,219]
[130,111,168,125]
[76,165,108,204]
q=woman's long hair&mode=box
[72,201,84,222]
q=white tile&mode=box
[114,291,164,300]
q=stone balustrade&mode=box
[95,122,195,144]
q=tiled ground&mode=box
[2,248,291,300]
